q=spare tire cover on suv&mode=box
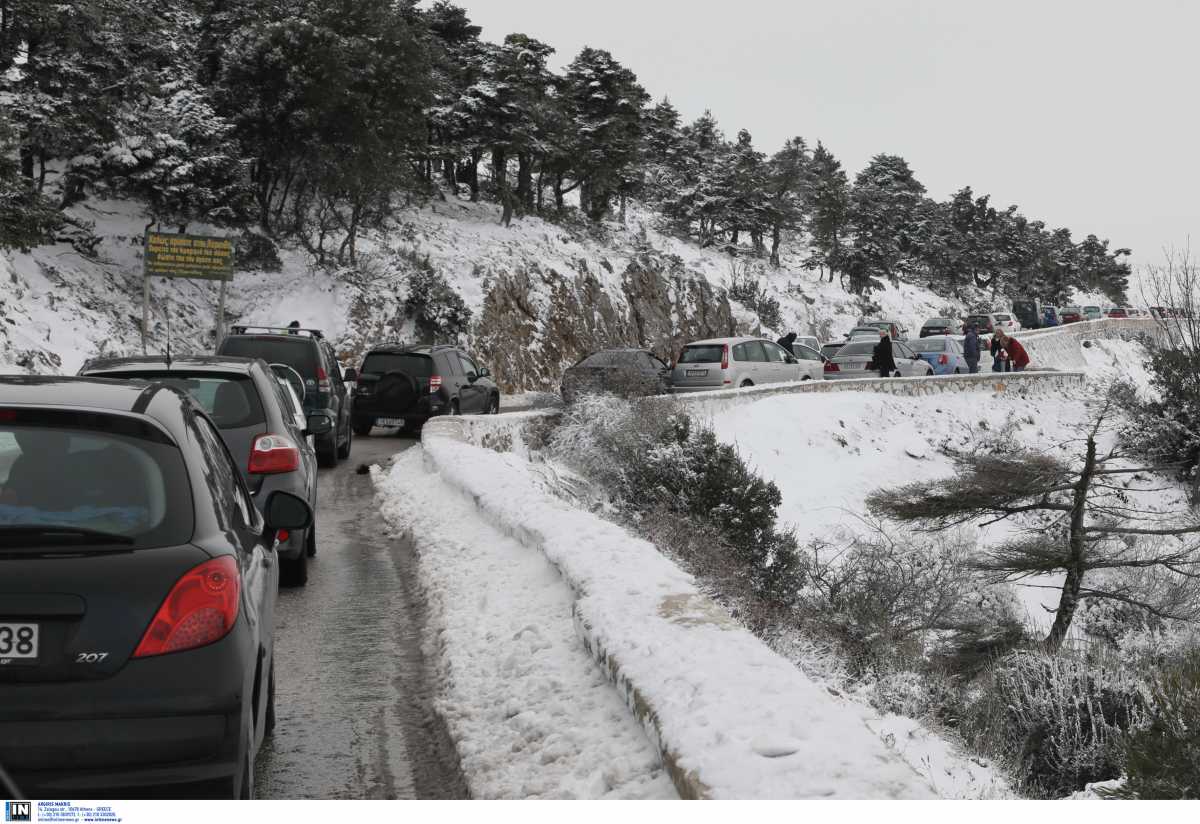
[375,371,420,411]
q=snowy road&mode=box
[253,434,468,799]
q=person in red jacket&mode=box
[995,330,1030,372]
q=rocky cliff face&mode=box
[474,250,742,392]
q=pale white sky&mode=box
[453,0,1200,264]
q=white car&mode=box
[671,336,821,392]
[825,338,935,379]
[992,312,1022,334]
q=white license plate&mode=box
[685,369,707,377]
[376,418,405,427]
[0,622,38,660]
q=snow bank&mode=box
[406,427,932,799]
[374,449,675,799]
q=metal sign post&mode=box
[142,231,235,352]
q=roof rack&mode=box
[229,325,324,339]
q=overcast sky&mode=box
[454,0,1199,265]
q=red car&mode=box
[1060,308,1083,324]
[1107,307,1128,318]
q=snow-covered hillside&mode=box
[2,193,967,389]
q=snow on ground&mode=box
[373,448,676,800]
[395,432,933,799]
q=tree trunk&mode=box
[516,152,532,215]
[19,145,33,180]
[536,171,545,212]
[36,150,47,192]
[1044,434,1097,652]
[493,147,513,226]
[467,149,481,202]
[442,156,456,188]
[770,225,782,267]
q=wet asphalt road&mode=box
[254,432,469,799]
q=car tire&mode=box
[281,549,308,587]
[450,399,460,415]
[925,367,934,377]
[739,380,753,388]
[352,418,374,436]
[315,434,337,469]
[264,659,276,737]
[337,420,352,459]
[954,368,962,374]
[487,394,500,414]
[306,521,316,558]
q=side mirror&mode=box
[343,367,358,383]
[305,414,333,436]
[785,355,797,364]
[263,490,313,533]
[466,372,479,383]
[478,367,490,379]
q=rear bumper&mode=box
[0,627,252,797]
[351,393,445,421]
[669,384,729,394]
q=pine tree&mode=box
[804,142,849,282]
[764,137,811,267]
[843,153,926,293]
[562,47,648,221]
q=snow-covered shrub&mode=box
[404,256,471,342]
[235,232,282,272]
[798,526,978,678]
[727,268,781,330]
[961,651,1146,797]
[549,395,800,602]
[1105,649,1200,799]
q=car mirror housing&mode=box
[477,367,490,378]
[263,490,313,533]
[343,367,358,383]
[305,414,333,436]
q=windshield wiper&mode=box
[0,526,135,547]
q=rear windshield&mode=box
[97,372,265,430]
[678,345,724,364]
[994,314,1012,322]
[821,344,844,357]
[219,336,318,379]
[361,352,433,377]
[0,415,193,549]
[836,341,876,356]
[924,319,955,326]
[907,339,949,353]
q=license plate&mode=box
[376,418,404,427]
[0,622,38,661]
[685,369,707,377]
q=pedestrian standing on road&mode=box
[777,332,797,355]
[963,324,981,374]
[874,329,897,378]
[990,333,1011,372]
[997,330,1030,372]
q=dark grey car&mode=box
[78,356,330,586]
[561,349,671,404]
[217,326,352,468]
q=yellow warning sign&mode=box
[144,232,234,281]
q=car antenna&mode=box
[164,297,173,367]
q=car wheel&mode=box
[450,399,460,415]
[954,368,962,374]
[739,380,754,388]
[801,375,812,381]
[925,367,934,376]
[315,434,337,469]
[337,419,352,459]
[487,394,500,414]
[281,549,308,587]
[264,659,276,737]
[305,521,316,558]
[352,418,374,436]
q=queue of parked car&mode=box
[0,322,504,799]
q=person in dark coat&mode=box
[962,325,981,373]
[874,329,897,378]
[776,332,797,355]
[990,333,1011,372]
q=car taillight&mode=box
[133,556,240,658]
[824,360,839,372]
[316,366,331,394]
[429,375,443,394]
[721,344,729,370]
[938,354,949,365]
[248,433,300,474]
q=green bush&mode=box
[405,258,471,341]
[1106,650,1200,799]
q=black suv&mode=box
[217,326,352,467]
[347,344,499,434]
